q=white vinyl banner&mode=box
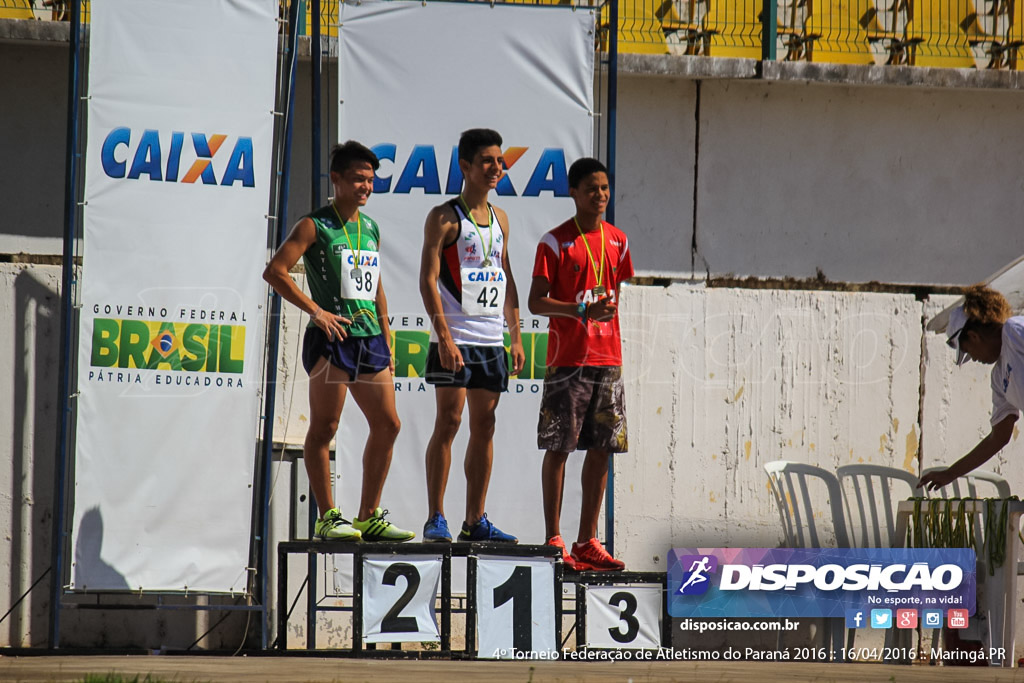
[73,0,278,591]
[336,1,596,548]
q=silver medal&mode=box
[351,267,362,279]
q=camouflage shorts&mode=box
[537,366,628,453]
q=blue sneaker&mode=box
[458,513,518,543]
[423,512,452,543]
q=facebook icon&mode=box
[845,609,865,629]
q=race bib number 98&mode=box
[340,249,380,300]
[462,267,505,317]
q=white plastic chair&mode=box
[919,467,1011,499]
[764,460,851,548]
[834,464,927,662]
[764,461,851,659]
[837,464,923,548]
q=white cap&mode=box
[946,306,969,366]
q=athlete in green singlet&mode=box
[263,140,414,542]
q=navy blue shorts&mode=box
[301,327,391,379]
[424,343,509,393]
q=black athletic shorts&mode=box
[424,342,509,393]
[301,326,390,380]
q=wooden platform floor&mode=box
[2,657,1024,682]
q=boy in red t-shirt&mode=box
[528,158,633,571]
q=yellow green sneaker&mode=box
[314,508,361,541]
[352,507,415,542]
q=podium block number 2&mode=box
[585,585,662,649]
[362,555,442,643]
[476,557,556,659]
[381,563,420,633]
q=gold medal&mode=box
[593,285,606,298]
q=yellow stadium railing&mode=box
[24,0,1024,70]
[804,0,876,65]
[0,0,37,20]
[904,0,978,67]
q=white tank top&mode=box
[431,199,505,346]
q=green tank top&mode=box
[302,204,382,338]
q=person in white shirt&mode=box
[919,284,1023,491]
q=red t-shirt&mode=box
[532,218,634,367]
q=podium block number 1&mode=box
[476,557,556,659]
[493,565,532,652]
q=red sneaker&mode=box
[571,538,625,571]
[546,535,577,571]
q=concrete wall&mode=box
[617,284,924,562]
[616,286,1024,565]
[0,40,68,256]
[616,75,1024,284]
[4,28,1024,650]
[0,263,60,647]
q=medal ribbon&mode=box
[573,215,606,293]
[331,202,363,272]
[458,194,495,265]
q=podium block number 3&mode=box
[585,585,662,649]
[476,557,556,659]
[363,555,442,643]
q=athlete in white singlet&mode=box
[418,128,525,543]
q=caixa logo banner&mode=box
[667,548,976,618]
[101,127,256,187]
[370,144,568,197]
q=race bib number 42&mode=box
[462,267,505,317]
[340,249,380,300]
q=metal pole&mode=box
[606,0,617,226]
[604,0,618,556]
[761,0,777,61]
[311,0,322,208]
[50,0,83,650]
[307,4,324,646]
[258,0,302,651]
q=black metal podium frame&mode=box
[277,541,564,658]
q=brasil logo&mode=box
[91,318,245,373]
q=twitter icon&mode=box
[870,609,892,629]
